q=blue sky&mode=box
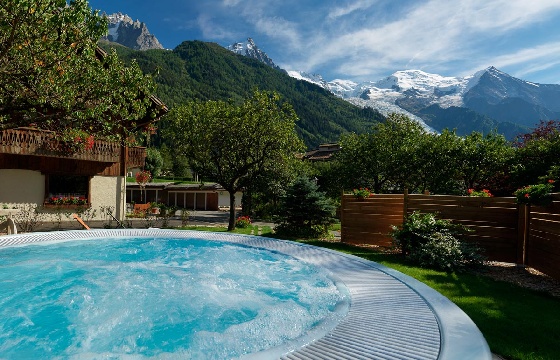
[88,0,560,84]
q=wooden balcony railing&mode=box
[127,146,146,169]
[0,128,146,167]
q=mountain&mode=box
[102,41,384,148]
[102,13,163,50]
[291,67,560,138]
[226,38,280,70]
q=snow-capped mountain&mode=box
[292,67,560,136]
[226,38,280,70]
[223,37,559,137]
[102,13,163,50]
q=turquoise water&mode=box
[0,237,347,359]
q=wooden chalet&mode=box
[0,47,168,222]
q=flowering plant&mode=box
[235,215,252,228]
[57,129,94,153]
[352,188,373,199]
[514,180,554,206]
[47,196,87,206]
[135,170,152,185]
[467,189,493,197]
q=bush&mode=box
[513,181,555,206]
[235,215,252,228]
[391,211,484,272]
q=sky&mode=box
[87,0,560,84]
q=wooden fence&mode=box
[340,193,560,280]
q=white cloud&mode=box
[295,0,560,80]
[328,0,379,20]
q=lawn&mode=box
[178,225,560,360]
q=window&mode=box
[45,175,90,205]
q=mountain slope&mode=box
[102,41,384,147]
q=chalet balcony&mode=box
[0,128,146,168]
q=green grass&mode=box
[164,226,560,359]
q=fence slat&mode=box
[341,194,560,280]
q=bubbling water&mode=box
[0,237,348,359]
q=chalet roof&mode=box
[303,143,341,162]
[127,183,225,191]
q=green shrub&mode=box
[391,211,483,271]
[235,215,252,228]
[513,181,554,206]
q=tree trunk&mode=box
[228,191,236,231]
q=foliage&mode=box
[391,211,483,271]
[352,188,373,199]
[104,40,384,148]
[13,204,44,233]
[145,148,164,178]
[467,189,493,197]
[235,215,252,228]
[0,0,158,138]
[274,177,337,239]
[510,121,560,190]
[164,89,305,230]
[513,181,555,206]
[334,117,515,196]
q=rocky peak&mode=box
[226,38,279,69]
[102,12,163,51]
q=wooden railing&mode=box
[0,128,145,167]
[127,146,146,168]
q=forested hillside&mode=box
[100,40,384,148]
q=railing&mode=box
[0,128,145,166]
[127,146,146,168]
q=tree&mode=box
[164,90,305,230]
[415,129,463,194]
[144,148,163,178]
[511,120,560,189]
[335,113,427,193]
[456,131,514,192]
[0,0,158,138]
[274,177,337,239]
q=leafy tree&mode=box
[335,113,427,193]
[456,131,514,193]
[0,0,157,138]
[144,148,163,178]
[415,129,463,194]
[241,156,310,219]
[164,90,305,230]
[511,120,560,189]
[274,177,337,239]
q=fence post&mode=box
[403,188,409,223]
[340,190,345,242]
[517,204,530,266]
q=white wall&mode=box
[0,169,45,206]
[218,191,243,208]
[90,175,126,220]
